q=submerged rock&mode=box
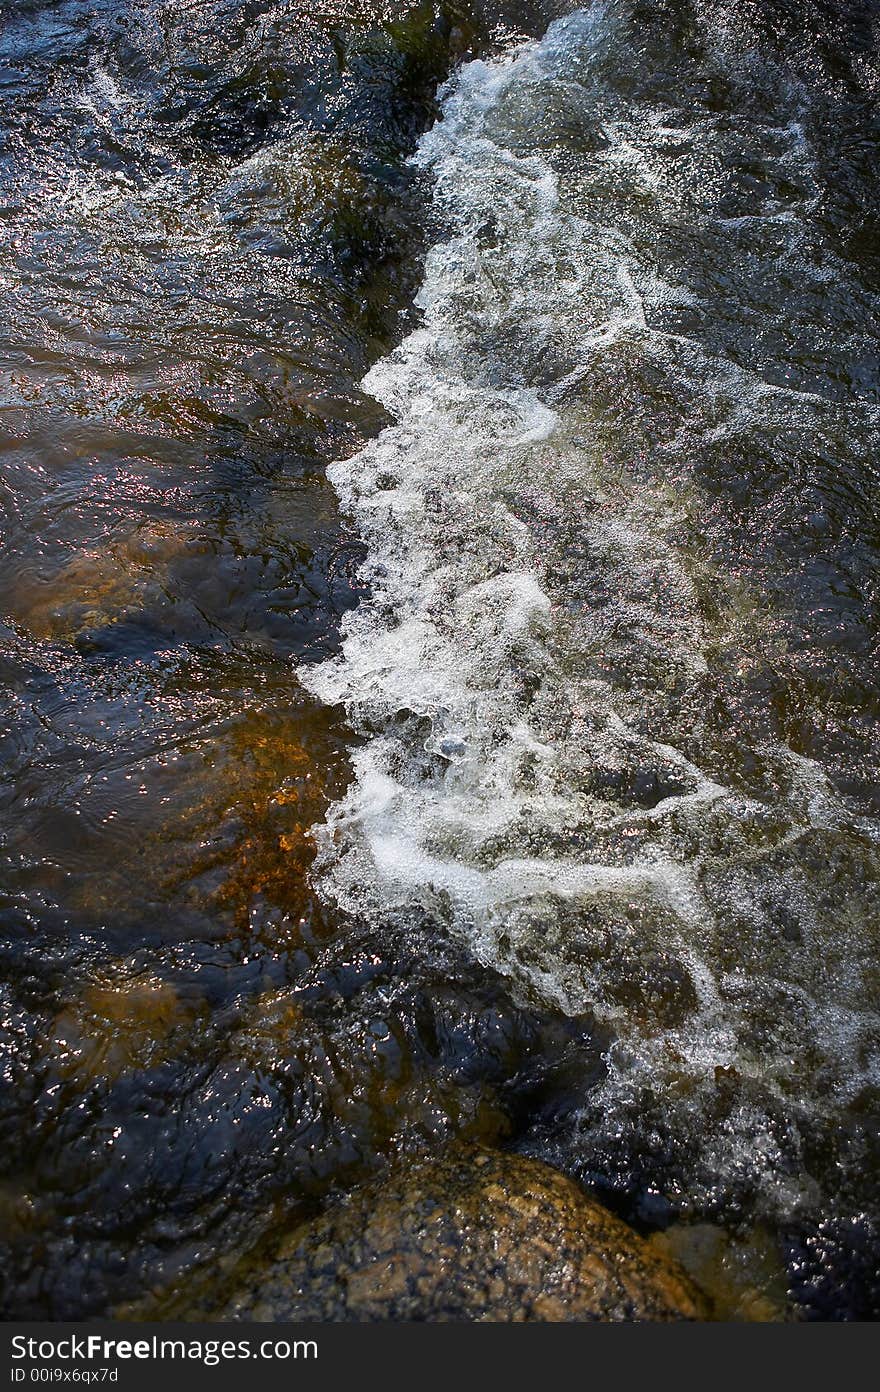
[218,1148,709,1321]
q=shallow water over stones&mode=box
[1,0,879,1321]
[0,0,580,1318]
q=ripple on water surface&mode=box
[1,0,879,1321]
[0,0,585,1318]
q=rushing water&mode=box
[1,0,878,1320]
[304,0,880,1317]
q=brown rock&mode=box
[219,1147,710,1322]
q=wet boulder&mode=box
[219,1147,709,1321]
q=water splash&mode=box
[304,0,880,1302]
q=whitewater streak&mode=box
[303,3,880,1225]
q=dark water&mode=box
[0,0,878,1319]
[0,0,583,1319]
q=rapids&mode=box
[305,0,880,1317]
[1,0,878,1319]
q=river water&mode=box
[1,0,878,1319]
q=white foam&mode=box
[303,1,880,1220]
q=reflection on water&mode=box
[0,0,878,1321]
[0,0,581,1317]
